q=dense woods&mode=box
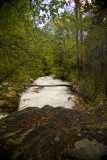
[0,0,107,105]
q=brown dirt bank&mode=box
[0,105,107,160]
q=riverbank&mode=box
[0,77,34,118]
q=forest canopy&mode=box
[0,0,107,102]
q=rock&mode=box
[0,113,7,119]
[2,82,8,86]
[71,139,107,160]
[68,97,73,100]
[2,91,16,98]
[29,78,34,83]
[72,85,81,94]
[0,106,107,160]
[0,100,5,106]
[103,106,107,113]
[95,100,107,114]
[77,133,81,137]
[8,87,13,91]
[55,136,60,141]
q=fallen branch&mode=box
[23,84,73,88]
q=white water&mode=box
[0,113,7,119]
[19,76,75,110]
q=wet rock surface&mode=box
[0,105,107,160]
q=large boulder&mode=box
[0,106,107,160]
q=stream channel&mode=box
[0,75,77,119]
[19,75,76,110]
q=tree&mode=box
[0,0,44,82]
[0,0,107,101]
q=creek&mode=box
[19,75,76,110]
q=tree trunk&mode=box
[23,84,73,88]
[104,64,107,97]
[75,0,79,69]
[79,12,84,68]
[74,0,80,80]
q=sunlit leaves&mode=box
[60,2,65,8]
[29,0,68,25]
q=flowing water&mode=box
[19,75,76,110]
[0,113,7,119]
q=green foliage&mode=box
[0,0,107,105]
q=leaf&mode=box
[42,17,44,23]
[37,10,40,15]
[60,3,64,8]
[49,4,53,9]
[76,118,79,121]
[43,14,46,18]
[44,8,48,13]
[52,14,56,19]
[84,3,93,13]
[55,8,58,13]
[60,1,66,8]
